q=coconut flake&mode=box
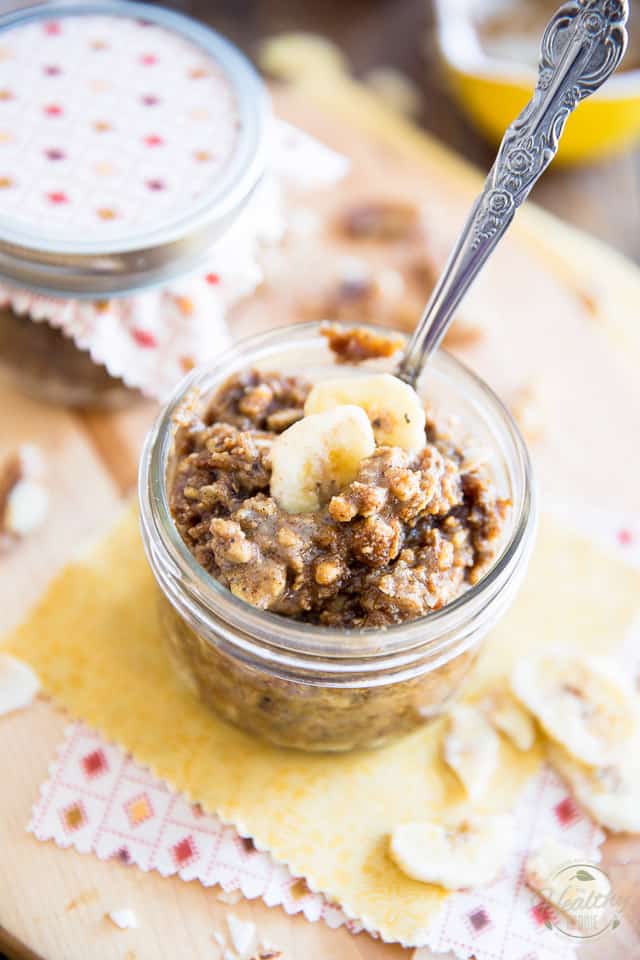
[338,255,371,285]
[216,887,243,905]
[107,907,138,930]
[17,444,45,478]
[5,480,49,537]
[0,444,48,540]
[288,206,321,239]
[227,913,258,959]
[0,654,39,716]
[375,267,405,301]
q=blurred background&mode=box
[0,0,635,256]
[144,0,639,263]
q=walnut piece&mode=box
[321,323,404,364]
[340,199,420,241]
[442,323,485,351]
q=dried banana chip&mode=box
[443,703,500,801]
[549,742,640,833]
[390,814,514,889]
[480,690,536,751]
[511,654,638,766]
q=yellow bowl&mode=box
[433,0,640,165]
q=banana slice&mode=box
[549,742,640,833]
[304,373,426,453]
[270,405,375,513]
[480,690,537,752]
[443,704,500,801]
[511,654,638,766]
[389,814,514,889]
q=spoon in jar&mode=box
[397,0,629,388]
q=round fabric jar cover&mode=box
[0,3,348,397]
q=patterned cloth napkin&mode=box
[29,721,605,959]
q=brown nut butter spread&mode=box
[170,370,509,629]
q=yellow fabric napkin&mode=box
[3,505,638,945]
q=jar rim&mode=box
[0,1,269,296]
[139,321,536,661]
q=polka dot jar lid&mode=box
[0,1,268,295]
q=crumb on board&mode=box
[390,298,421,331]
[288,877,312,900]
[65,888,99,911]
[321,323,405,364]
[308,277,376,326]
[509,384,546,444]
[338,254,371,284]
[227,913,258,957]
[408,254,439,297]
[0,444,48,543]
[576,286,600,318]
[0,653,40,717]
[106,907,138,930]
[217,886,243,905]
[287,205,321,239]
[375,267,405,301]
[441,323,485,351]
[339,199,420,242]
[0,450,23,511]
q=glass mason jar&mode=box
[139,321,537,752]
[0,1,268,409]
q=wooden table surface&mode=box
[1,38,640,960]
[163,0,640,264]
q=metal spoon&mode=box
[397,0,629,387]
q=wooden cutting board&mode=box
[1,41,639,960]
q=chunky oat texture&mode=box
[171,371,508,627]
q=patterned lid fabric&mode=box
[0,120,349,397]
[0,5,349,395]
[0,11,242,247]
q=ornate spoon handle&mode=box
[398,0,629,386]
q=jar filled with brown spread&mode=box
[139,322,536,751]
